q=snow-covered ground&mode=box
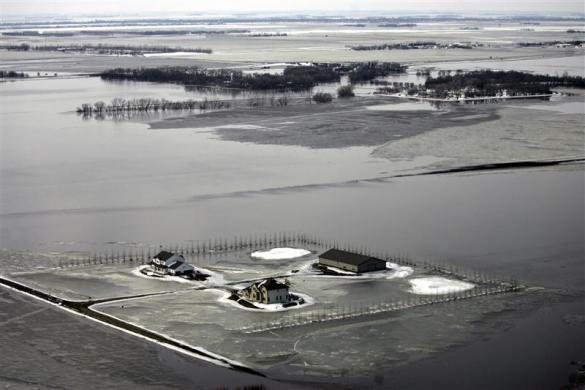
[409,276,475,295]
[217,290,315,312]
[250,247,311,260]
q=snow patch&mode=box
[386,262,414,279]
[251,248,311,260]
[409,276,475,295]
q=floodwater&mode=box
[1,76,432,218]
[0,56,584,389]
[510,100,585,115]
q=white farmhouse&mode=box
[149,251,195,277]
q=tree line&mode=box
[351,41,481,51]
[247,32,288,37]
[0,70,28,78]
[346,62,406,83]
[517,40,583,47]
[99,62,406,91]
[76,97,230,115]
[0,43,212,55]
[377,70,585,99]
[424,70,585,97]
[100,65,338,91]
[2,29,249,37]
[377,23,417,27]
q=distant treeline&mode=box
[2,29,249,37]
[517,40,583,47]
[0,43,212,55]
[420,70,585,98]
[2,31,75,37]
[76,97,230,115]
[247,32,288,37]
[566,29,585,33]
[351,41,481,51]
[0,70,28,78]
[377,23,417,27]
[99,62,406,90]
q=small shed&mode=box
[318,249,386,273]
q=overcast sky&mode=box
[1,0,584,16]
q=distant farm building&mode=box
[240,278,290,304]
[318,249,387,273]
[150,251,195,276]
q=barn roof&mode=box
[319,249,385,266]
[153,251,175,261]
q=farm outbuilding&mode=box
[318,249,387,273]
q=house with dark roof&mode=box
[149,251,195,277]
[240,278,290,304]
[318,249,387,273]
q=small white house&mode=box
[150,251,195,276]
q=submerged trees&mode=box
[76,97,230,116]
[312,92,333,103]
[337,85,355,98]
[423,70,585,97]
[376,69,585,99]
[0,70,28,78]
[99,62,406,91]
[347,62,406,84]
[100,64,342,91]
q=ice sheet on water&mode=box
[250,248,311,260]
[409,276,475,295]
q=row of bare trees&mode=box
[76,97,230,114]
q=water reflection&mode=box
[78,109,198,122]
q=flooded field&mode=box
[1,15,584,390]
[2,19,584,66]
[373,98,585,168]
